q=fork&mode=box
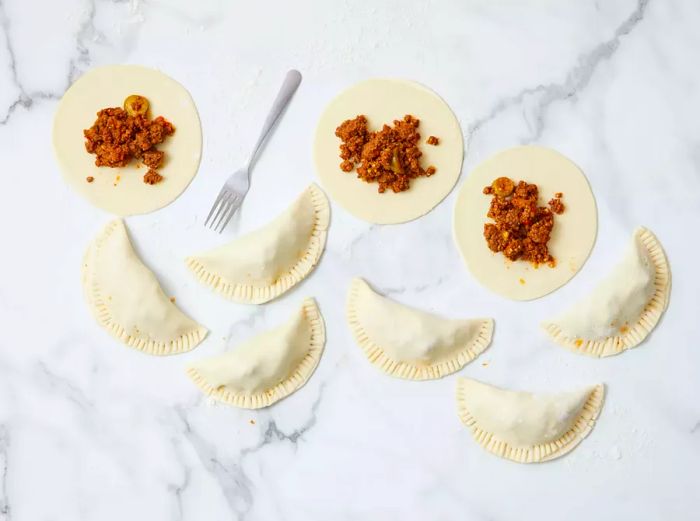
[204,69,303,232]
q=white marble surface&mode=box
[1,0,699,519]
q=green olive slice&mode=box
[123,95,149,117]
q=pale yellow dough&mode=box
[346,278,493,380]
[53,65,202,215]
[186,184,329,304]
[456,378,605,463]
[313,79,463,224]
[542,227,670,357]
[82,220,207,355]
[453,146,597,300]
[186,298,325,409]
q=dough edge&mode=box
[83,219,208,355]
[186,298,325,409]
[346,278,493,380]
[185,184,330,304]
[455,378,606,464]
[541,227,670,357]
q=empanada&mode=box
[456,377,605,463]
[186,184,329,304]
[347,278,493,380]
[187,298,325,408]
[82,220,207,355]
[542,227,670,357]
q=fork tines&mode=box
[204,189,241,233]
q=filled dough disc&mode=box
[313,79,463,224]
[453,146,597,300]
[82,219,207,355]
[187,298,325,409]
[53,65,202,215]
[346,278,493,380]
[456,377,605,463]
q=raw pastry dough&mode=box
[453,146,597,300]
[186,184,329,304]
[346,278,493,379]
[82,219,207,355]
[456,377,605,463]
[186,298,325,408]
[313,79,463,224]
[53,65,202,215]
[542,227,670,357]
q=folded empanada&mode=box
[347,278,493,380]
[187,298,325,408]
[186,184,329,304]
[456,377,605,463]
[542,227,670,357]
[82,220,207,355]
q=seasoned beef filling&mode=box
[83,102,174,185]
[335,114,438,193]
[482,177,565,267]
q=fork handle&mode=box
[247,69,302,169]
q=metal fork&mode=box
[204,69,303,232]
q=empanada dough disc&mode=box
[456,378,605,463]
[313,79,463,224]
[346,278,493,380]
[187,298,325,409]
[82,219,207,355]
[453,146,597,300]
[53,65,202,215]
[542,227,670,357]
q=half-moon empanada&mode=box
[82,220,207,355]
[542,227,670,357]
[186,298,325,408]
[456,377,605,463]
[346,278,493,380]
[186,184,329,304]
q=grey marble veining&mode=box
[1,0,700,519]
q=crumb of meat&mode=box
[86,176,94,183]
[426,135,439,145]
[548,196,565,214]
[142,149,165,169]
[482,178,565,267]
[143,169,164,185]
[83,105,174,184]
[335,114,436,193]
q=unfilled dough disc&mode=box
[453,146,597,301]
[313,79,463,224]
[53,65,202,216]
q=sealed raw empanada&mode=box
[186,298,325,408]
[456,377,605,463]
[542,227,670,357]
[346,278,493,380]
[82,220,207,355]
[186,184,329,304]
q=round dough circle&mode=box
[453,146,597,301]
[313,79,463,224]
[52,65,202,216]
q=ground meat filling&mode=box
[83,105,174,185]
[335,114,437,193]
[482,177,564,267]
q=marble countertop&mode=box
[1,0,699,519]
